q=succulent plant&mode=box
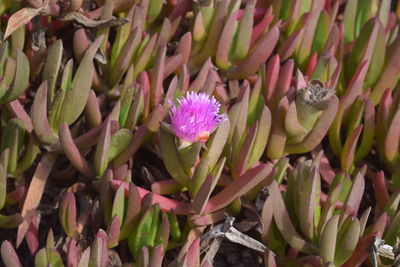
[2,0,400,266]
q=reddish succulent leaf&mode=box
[186,237,200,267]
[59,192,77,237]
[374,171,389,210]
[268,180,318,254]
[329,61,368,156]
[67,239,79,267]
[320,215,339,264]
[339,172,365,225]
[215,10,236,70]
[111,180,193,215]
[341,125,363,172]
[267,97,288,159]
[51,120,119,152]
[263,55,280,105]
[204,163,273,214]
[192,174,215,215]
[226,26,279,79]
[106,215,121,248]
[151,179,183,195]
[94,119,112,177]
[59,122,93,177]
[31,81,58,145]
[279,28,304,61]
[84,90,102,128]
[371,35,400,104]
[17,153,56,247]
[251,11,274,46]
[1,240,22,267]
[191,209,227,226]
[233,122,258,177]
[25,217,39,255]
[264,249,277,267]
[90,229,109,267]
[190,0,230,67]
[342,232,376,267]
[176,32,192,65]
[150,45,166,109]
[149,244,164,267]
[7,100,33,133]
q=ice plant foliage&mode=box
[4,0,400,266]
[169,92,225,144]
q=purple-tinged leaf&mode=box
[67,239,78,267]
[343,0,357,43]
[358,207,371,237]
[42,40,63,103]
[150,45,166,109]
[383,188,400,219]
[111,183,125,226]
[215,10,236,70]
[151,179,183,195]
[192,157,225,214]
[370,35,400,104]
[279,28,304,61]
[94,119,112,177]
[6,100,33,133]
[90,229,108,267]
[233,122,258,177]
[248,106,271,168]
[59,122,93,177]
[334,217,360,266]
[354,100,375,162]
[1,240,22,267]
[268,180,318,253]
[159,127,190,187]
[191,0,230,67]
[329,61,368,156]
[120,183,142,240]
[133,33,158,79]
[374,171,389,211]
[342,232,376,267]
[320,215,339,264]
[107,215,121,248]
[205,163,273,214]
[155,212,170,250]
[267,97,288,159]
[297,164,320,240]
[339,172,365,225]
[149,244,164,267]
[231,0,254,61]
[226,26,279,79]
[263,55,280,106]
[59,192,77,237]
[176,32,192,65]
[296,9,321,68]
[111,180,193,215]
[84,90,102,128]
[341,125,363,172]
[385,108,400,166]
[31,81,58,145]
[59,36,104,125]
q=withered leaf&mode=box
[60,12,129,29]
[4,7,44,41]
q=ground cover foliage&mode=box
[1,0,400,266]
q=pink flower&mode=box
[170,92,225,143]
